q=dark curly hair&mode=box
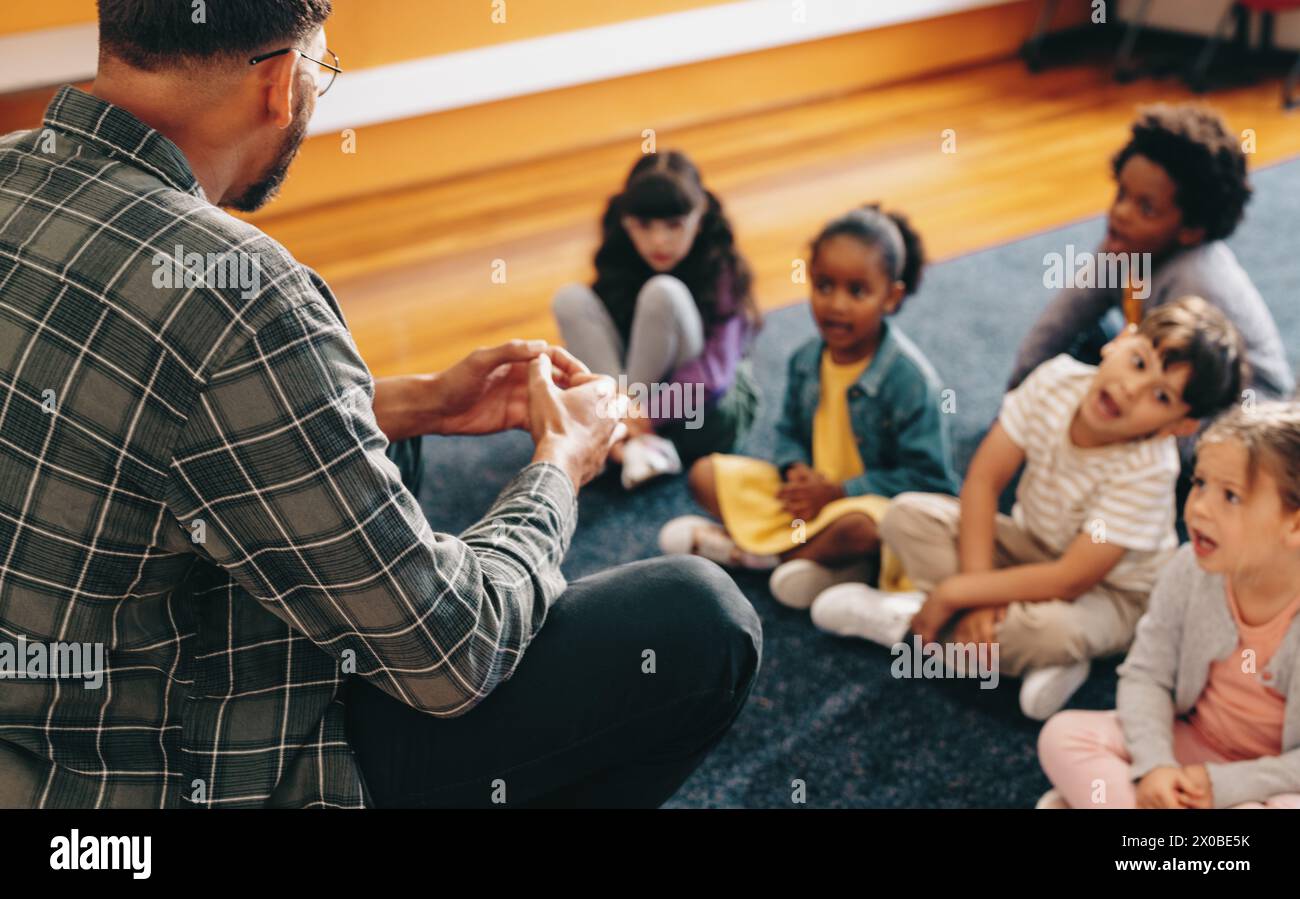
[592,151,758,342]
[1112,104,1252,242]
[809,204,926,311]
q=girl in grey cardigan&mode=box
[1037,403,1300,808]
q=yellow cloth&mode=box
[713,349,910,589]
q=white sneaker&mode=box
[1019,661,1091,721]
[809,583,925,646]
[657,515,779,570]
[1035,789,1069,809]
[768,559,874,610]
[620,433,682,490]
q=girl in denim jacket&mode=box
[660,205,958,610]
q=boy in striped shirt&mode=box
[809,297,1248,719]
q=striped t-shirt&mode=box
[999,354,1180,594]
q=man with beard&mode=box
[0,0,760,809]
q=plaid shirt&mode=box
[0,86,578,808]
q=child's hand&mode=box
[953,606,1005,645]
[909,595,955,645]
[783,462,816,483]
[1178,764,1213,809]
[1136,767,1186,809]
[777,475,844,521]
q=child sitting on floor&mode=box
[1038,402,1300,809]
[813,296,1248,720]
[659,205,958,610]
[552,150,761,490]
[1009,102,1292,401]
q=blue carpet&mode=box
[415,158,1300,808]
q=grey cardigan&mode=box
[1117,544,1300,808]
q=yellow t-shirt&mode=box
[812,349,872,481]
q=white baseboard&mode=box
[1,23,98,95]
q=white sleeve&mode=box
[998,355,1063,448]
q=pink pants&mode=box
[1038,710,1300,809]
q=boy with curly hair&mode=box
[1010,103,1293,400]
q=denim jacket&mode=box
[771,320,959,498]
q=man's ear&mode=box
[258,50,300,129]
[1159,416,1201,439]
[1176,224,1207,248]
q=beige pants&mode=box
[879,492,1148,677]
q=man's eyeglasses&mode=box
[249,47,342,97]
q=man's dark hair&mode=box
[97,0,332,70]
[1137,295,1249,419]
[1111,103,1252,242]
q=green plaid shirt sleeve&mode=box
[0,86,578,809]
[166,295,578,717]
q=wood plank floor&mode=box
[255,57,1300,379]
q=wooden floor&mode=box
[257,57,1300,379]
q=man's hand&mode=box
[777,467,844,521]
[371,340,590,442]
[528,353,625,489]
[428,340,590,436]
[1136,767,1187,809]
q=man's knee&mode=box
[635,555,761,694]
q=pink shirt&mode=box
[1190,584,1300,761]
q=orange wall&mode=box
[0,0,739,66]
[0,1,95,35]
[329,0,741,68]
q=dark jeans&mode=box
[349,438,763,808]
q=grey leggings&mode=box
[552,275,705,385]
